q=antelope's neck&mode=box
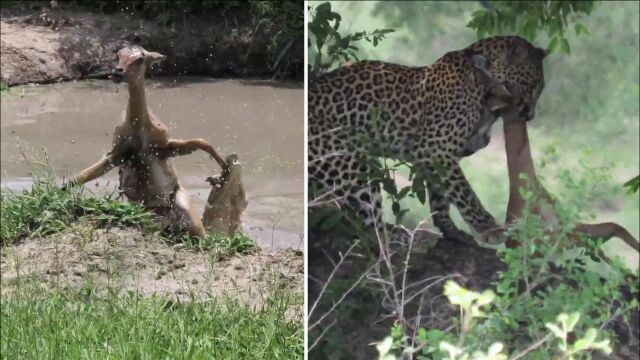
[126,80,149,127]
[504,121,536,189]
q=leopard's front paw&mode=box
[442,229,476,245]
[387,224,440,254]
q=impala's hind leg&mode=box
[171,186,207,238]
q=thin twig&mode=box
[309,256,380,331]
[308,241,360,320]
[309,318,337,352]
[509,334,552,360]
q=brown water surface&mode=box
[1,77,304,250]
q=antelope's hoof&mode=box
[476,227,507,245]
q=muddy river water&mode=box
[1,77,304,250]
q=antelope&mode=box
[489,88,640,253]
[67,45,229,238]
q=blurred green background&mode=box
[309,1,639,269]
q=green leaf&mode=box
[471,9,488,19]
[320,211,342,230]
[623,175,640,194]
[397,186,411,200]
[391,323,403,339]
[548,36,559,54]
[382,177,398,196]
[487,342,504,356]
[412,175,426,204]
[593,339,612,354]
[574,22,590,36]
[475,289,496,307]
[566,312,580,331]
[572,328,597,352]
[314,2,332,16]
[545,323,564,339]
[417,328,428,342]
[391,201,400,215]
[376,337,394,356]
[560,37,571,54]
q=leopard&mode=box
[308,36,547,245]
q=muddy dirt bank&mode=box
[0,4,303,86]
[1,225,304,318]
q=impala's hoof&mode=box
[475,227,507,245]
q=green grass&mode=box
[0,175,257,257]
[1,283,303,359]
[1,173,299,359]
[174,231,257,258]
[0,177,156,246]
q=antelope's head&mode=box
[112,46,165,83]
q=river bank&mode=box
[1,1,303,86]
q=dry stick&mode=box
[308,240,380,332]
[502,118,639,252]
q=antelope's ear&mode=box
[490,82,513,99]
[486,95,511,113]
[485,82,515,112]
[146,51,166,64]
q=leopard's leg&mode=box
[446,164,502,242]
[309,123,415,247]
[310,150,412,247]
[418,157,502,244]
[426,185,475,245]
[347,178,385,234]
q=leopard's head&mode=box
[469,36,547,122]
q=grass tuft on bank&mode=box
[0,175,256,257]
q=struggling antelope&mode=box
[482,81,640,254]
[67,46,244,237]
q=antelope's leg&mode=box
[575,223,639,252]
[68,155,116,186]
[503,119,639,253]
[162,138,226,169]
[172,186,207,238]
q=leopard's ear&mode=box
[471,53,490,72]
[538,46,550,59]
[506,41,531,63]
[469,53,495,87]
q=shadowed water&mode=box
[1,77,304,250]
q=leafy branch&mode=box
[467,1,596,54]
[308,2,394,78]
